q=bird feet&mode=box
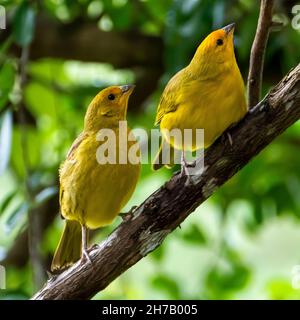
[79,244,100,269]
[120,205,138,222]
[180,161,196,177]
[81,248,93,266]
[86,243,100,254]
[180,159,197,186]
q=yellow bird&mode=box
[51,85,140,271]
[153,23,247,172]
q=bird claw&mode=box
[180,158,196,176]
[180,155,197,186]
[87,243,99,253]
[120,206,138,222]
[184,174,196,186]
[180,165,197,186]
[81,248,93,266]
[46,271,59,280]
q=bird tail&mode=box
[152,139,176,171]
[51,220,82,272]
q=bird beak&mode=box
[222,23,235,35]
[119,85,135,117]
[120,84,135,95]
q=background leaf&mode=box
[0,61,15,111]
[0,110,13,174]
[13,1,36,47]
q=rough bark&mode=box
[33,63,300,300]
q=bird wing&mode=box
[59,132,88,205]
[154,69,186,126]
[66,132,87,160]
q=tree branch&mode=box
[247,0,274,108]
[33,63,300,300]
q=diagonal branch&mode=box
[247,0,274,108]
[33,63,300,300]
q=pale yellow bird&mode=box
[51,85,140,271]
[153,24,247,173]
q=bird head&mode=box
[191,23,237,78]
[84,85,135,131]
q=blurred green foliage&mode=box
[0,0,300,300]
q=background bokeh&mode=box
[1,0,300,300]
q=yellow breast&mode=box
[161,68,247,151]
[59,128,140,229]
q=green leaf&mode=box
[0,190,17,215]
[181,224,206,245]
[150,244,165,261]
[207,263,250,292]
[5,202,28,232]
[13,1,36,47]
[0,61,15,110]
[0,36,13,61]
[205,248,251,298]
[151,274,181,299]
[0,110,13,174]
[267,279,300,300]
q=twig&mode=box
[33,63,300,300]
[247,0,275,108]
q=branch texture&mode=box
[248,0,274,108]
[33,64,300,300]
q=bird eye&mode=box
[108,94,115,101]
[216,39,223,46]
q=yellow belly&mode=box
[60,131,140,229]
[160,75,247,151]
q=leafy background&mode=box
[1,0,300,299]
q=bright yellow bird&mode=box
[153,23,247,172]
[51,85,140,271]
